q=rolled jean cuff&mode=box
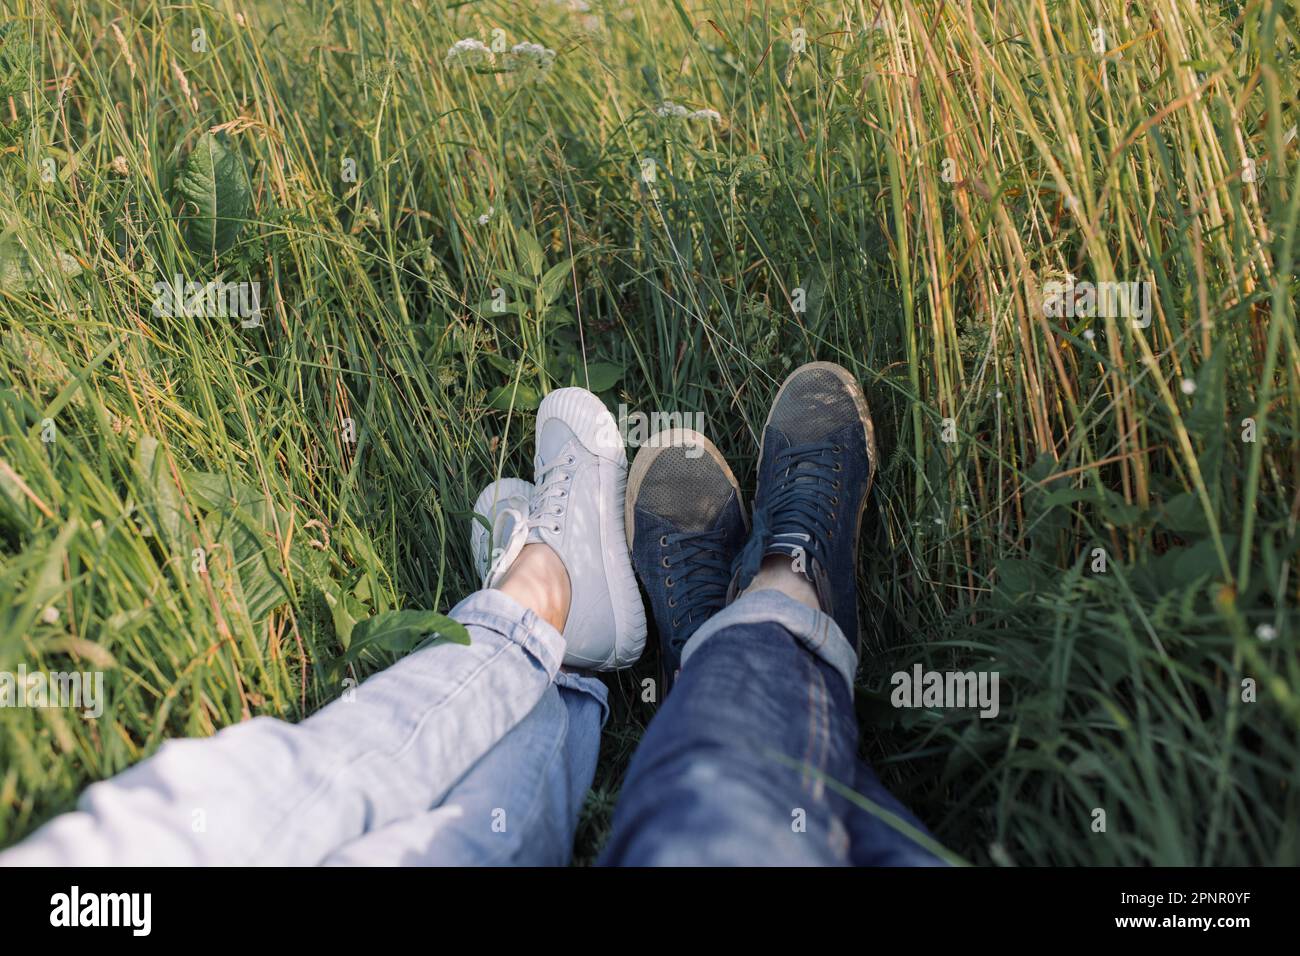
[555,669,611,725]
[449,588,567,678]
[680,588,858,694]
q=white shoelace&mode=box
[526,453,575,535]
[482,452,575,587]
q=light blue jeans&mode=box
[0,589,941,866]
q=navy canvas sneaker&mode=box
[729,362,878,650]
[625,429,749,694]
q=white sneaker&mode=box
[471,478,534,586]
[489,387,647,670]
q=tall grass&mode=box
[0,0,1295,864]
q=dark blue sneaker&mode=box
[626,429,749,694]
[729,362,878,649]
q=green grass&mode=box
[1,0,1296,865]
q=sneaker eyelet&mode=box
[672,618,679,628]
[668,597,676,607]
[666,577,675,588]
[661,557,671,569]
[567,455,576,465]
[831,496,840,505]
[833,444,842,453]
[833,480,841,489]
[832,463,842,472]
[552,524,561,533]
[660,535,669,547]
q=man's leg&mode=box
[321,670,606,866]
[610,363,944,866]
[0,588,569,867]
[600,589,940,865]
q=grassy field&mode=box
[0,0,1296,865]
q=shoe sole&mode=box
[470,477,535,578]
[758,362,877,644]
[537,388,647,669]
[624,427,750,549]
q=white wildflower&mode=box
[655,101,691,118]
[657,102,723,123]
[506,42,556,78]
[1180,378,1197,395]
[1256,623,1278,642]
[1083,328,1095,341]
[41,606,60,624]
[445,38,494,69]
[477,206,494,226]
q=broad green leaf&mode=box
[992,557,1049,605]
[174,133,252,256]
[580,360,625,392]
[181,470,291,628]
[540,256,577,307]
[544,350,575,383]
[0,231,82,291]
[183,470,240,511]
[515,228,545,277]
[486,382,542,411]
[483,352,519,375]
[1036,487,1095,512]
[472,298,527,318]
[135,433,184,547]
[1158,492,1210,535]
[341,609,470,666]
[491,268,536,289]
[1099,488,1143,527]
[210,506,292,627]
[546,306,576,327]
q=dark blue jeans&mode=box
[600,589,944,866]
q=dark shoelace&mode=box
[731,440,841,589]
[661,527,733,649]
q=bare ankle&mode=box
[497,543,572,632]
[742,554,822,613]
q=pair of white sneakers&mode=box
[470,388,646,670]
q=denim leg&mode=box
[0,589,566,866]
[600,588,943,866]
[320,671,607,866]
[846,764,946,866]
